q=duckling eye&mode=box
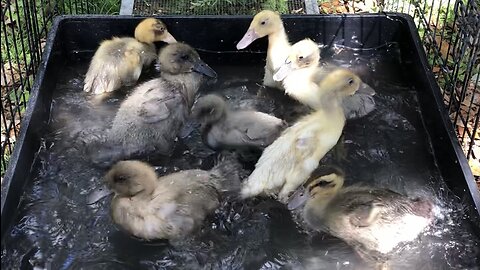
[298,56,304,60]
[180,54,190,61]
[113,175,128,183]
[260,20,266,25]
[347,78,355,85]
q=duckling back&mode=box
[241,108,346,202]
[83,37,156,95]
[106,78,190,159]
[306,186,434,257]
[193,94,287,150]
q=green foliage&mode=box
[262,0,289,14]
[188,0,289,15]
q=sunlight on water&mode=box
[2,43,479,269]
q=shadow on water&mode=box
[2,43,480,269]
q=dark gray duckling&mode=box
[288,166,435,262]
[191,94,287,150]
[105,153,242,241]
[102,43,217,163]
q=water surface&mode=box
[2,43,479,269]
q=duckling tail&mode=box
[210,151,246,198]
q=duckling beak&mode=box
[357,83,376,96]
[87,184,113,205]
[161,31,177,44]
[236,28,259,50]
[287,186,310,210]
[273,59,293,81]
[192,60,217,78]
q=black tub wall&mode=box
[1,14,479,242]
[1,19,64,240]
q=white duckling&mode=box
[236,10,291,89]
[288,167,434,260]
[105,155,241,241]
[191,94,287,150]
[84,18,177,95]
[273,38,376,119]
[241,68,362,202]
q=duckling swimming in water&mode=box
[105,155,242,241]
[236,10,290,89]
[191,94,287,150]
[83,18,177,95]
[103,43,216,162]
[241,68,362,202]
[273,38,376,119]
[289,166,434,260]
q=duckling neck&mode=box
[304,195,335,228]
[319,94,344,114]
[162,72,203,107]
[267,26,290,70]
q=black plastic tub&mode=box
[1,14,480,268]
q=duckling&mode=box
[104,43,217,162]
[241,68,362,202]
[273,38,321,108]
[291,167,434,259]
[105,154,242,241]
[236,10,291,89]
[191,94,287,150]
[273,39,376,119]
[83,18,177,95]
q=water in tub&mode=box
[2,42,479,269]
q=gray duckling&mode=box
[84,18,177,95]
[102,43,217,163]
[288,166,434,262]
[191,94,287,150]
[105,154,242,241]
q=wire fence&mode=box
[1,0,479,179]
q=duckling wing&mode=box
[139,87,187,124]
[221,112,285,148]
[336,189,404,227]
[241,123,318,199]
[84,38,147,94]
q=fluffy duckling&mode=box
[191,94,287,150]
[105,155,241,240]
[84,18,177,95]
[236,10,290,89]
[289,167,434,259]
[241,68,362,202]
[273,38,321,108]
[105,43,216,161]
[273,39,376,119]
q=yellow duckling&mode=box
[84,18,177,95]
[105,156,241,241]
[241,68,361,202]
[236,10,291,89]
[273,39,376,119]
[288,166,434,259]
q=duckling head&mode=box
[105,160,157,197]
[315,68,362,98]
[273,38,320,81]
[158,43,217,78]
[288,166,345,210]
[134,18,177,44]
[191,94,227,124]
[237,10,283,49]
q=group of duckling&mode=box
[83,11,435,266]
